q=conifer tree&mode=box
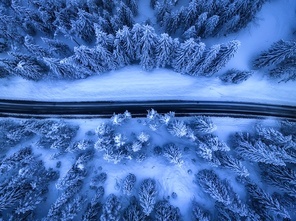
[139,178,157,216]
[155,33,177,68]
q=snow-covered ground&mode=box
[0,0,295,105]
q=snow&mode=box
[0,0,295,105]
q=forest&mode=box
[0,112,295,220]
[0,0,295,82]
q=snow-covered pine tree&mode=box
[195,12,208,37]
[131,23,145,61]
[183,26,198,39]
[195,169,247,216]
[192,201,211,221]
[139,25,158,71]
[115,26,135,61]
[139,178,157,216]
[203,40,240,76]
[193,44,220,76]
[83,186,105,221]
[260,164,296,198]
[46,181,83,220]
[269,60,296,83]
[41,37,73,58]
[44,57,86,79]
[167,120,188,138]
[186,42,206,75]
[14,58,48,80]
[247,183,290,219]
[190,116,216,133]
[71,9,97,43]
[183,0,199,30]
[122,173,137,196]
[215,151,249,177]
[235,132,295,166]
[125,0,138,16]
[60,195,86,221]
[219,69,253,84]
[202,15,219,38]
[154,200,181,221]
[24,35,50,58]
[173,38,205,74]
[116,2,135,28]
[73,45,106,73]
[122,196,146,221]
[100,194,122,221]
[155,33,178,68]
[163,143,184,166]
[253,40,296,68]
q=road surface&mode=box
[0,100,295,120]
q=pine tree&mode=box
[154,200,181,221]
[61,195,86,221]
[116,2,135,28]
[41,37,73,58]
[71,9,97,43]
[190,116,216,133]
[131,23,145,60]
[260,164,296,198]
[122,173,137,196]
[195,12,208,37]
[44,57,87,79]
[24,35,50,58]
[253,40,296,68]
[115,26,135,61]
[173,38,205,74]
[125,0,138,16]
[219,69,253,84]
[100,194,122,221]
[203,40,240,76]
[139,178,157,216]
[183,0,199,29]
[155,33,178,68]
[235,132,295,166]
[163,143,184,166]
[83,186,105,221]
[192,44,221,75]
[138,25,158,71]
[122,197,146,221]
[167,120,188,138]
[202,15,219,38]
[247,183,290,219]
[14,59,48,80]
[192,201,211,221]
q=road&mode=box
[0,99,295,120]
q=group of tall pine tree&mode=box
[0,0,269,80]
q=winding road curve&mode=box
[0,100,295,120]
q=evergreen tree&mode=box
[122,197,146,221]
[155,33,177,68]
[71,9,97,43]
[247,183,290,219]
[100,194,121,221]
[192,201,211,221]
[41,37,73,58]
[60,195,86,221]
[219,69,252,84]
[154,200,181,221]
[203,40,240,76]
[15,59,48,80]
[117,2,135,28]
[202,15,219,38]
[115,26,135,61]
[190,116,216,133]
[167,120,188,138]
[253,40,296,68]
[44,57,88,79]
[173,38,205,74]
[83,186,105,221]
[24,36,50,58]
[193,44,220,76]
[138,25,158,71]
[195,12,208,37]
[183,0,199,29]
[131,23,145,60]
[235,132,295,166]
[139,178,157,216]
[122,173,137,196]
[125,0,138,16]
[163,143,184,166]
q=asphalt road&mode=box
[0,99,295,120]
